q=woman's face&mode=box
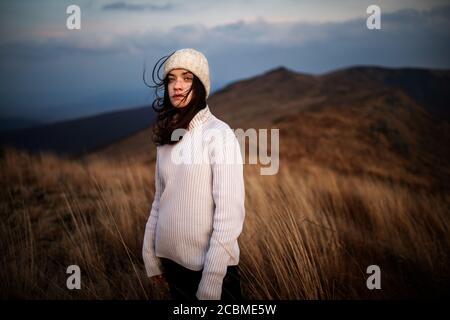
[167,68,194,108]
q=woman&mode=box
[142,48,246,301]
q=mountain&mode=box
[0,116,44,132]
[1,65,449,189]
[81,65,450,190]
[0,106,156,157]
[319,66,450,120]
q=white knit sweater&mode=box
[142,105,246,300]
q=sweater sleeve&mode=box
[142,147,164,277]
[196,128,246,300]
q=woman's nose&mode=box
[174,78,183,89]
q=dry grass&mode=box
[0,147,449,299]
[241,163,450,299]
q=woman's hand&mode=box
[151,274,166,284]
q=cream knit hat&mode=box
[163,48,210,98]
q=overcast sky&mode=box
[0,0,449,123]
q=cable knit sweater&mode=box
[142,104,246,300]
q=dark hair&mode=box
[143,54,207,146]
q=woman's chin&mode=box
[172,101,188,108]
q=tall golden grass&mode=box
[0,147,449,299]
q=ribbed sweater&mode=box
[142,104,246,300]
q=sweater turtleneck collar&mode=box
[188,105,212,131]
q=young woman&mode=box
[142,48,246,301]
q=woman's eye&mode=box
[185,77,193,81]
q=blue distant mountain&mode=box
[0,105,156,157]
[1,64,449,168]
[0,117,44,132]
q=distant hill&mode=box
[81,65,450,190]
[0,116,44,132]
[320,66,450,121]
[1,65,449,189]
[0,106,156,157]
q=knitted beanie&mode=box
[163,48,210,98]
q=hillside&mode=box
[0,106,156,157]
[81,66,450,190]
[1,65,449,299]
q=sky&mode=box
[0,0,449,125]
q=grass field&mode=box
[1,147,449,299]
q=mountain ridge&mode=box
[1,64,449,190]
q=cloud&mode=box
[1,5,449,73]
[1,3,449,122]
[102,1,175,12]
[0,36,129,62]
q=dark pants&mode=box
[160,257,243,301]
